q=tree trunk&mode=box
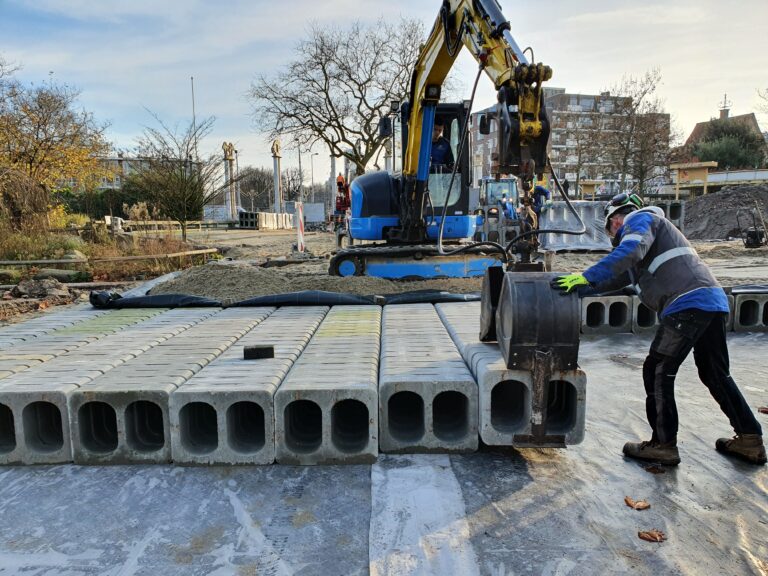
[181,221,187,242]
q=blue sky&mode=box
[2,0,767,183]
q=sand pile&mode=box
[684,185,768,240]
[148,261,483,302]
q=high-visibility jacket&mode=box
[583,207,729,316]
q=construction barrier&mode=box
[538,201,612,252]
[238,211,295,230]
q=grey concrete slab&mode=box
[436,302,586,447]
[69,308,275,464]
[170,306,328,465]
[379,304,478,453]
[581,295,633,334]
[275,306,381,465]
[0,305,108,350]
[0,308,221,465]
[733,293,768,332]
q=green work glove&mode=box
[551,273,589,293]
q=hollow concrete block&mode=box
[734,293,768,332]
[581,296,633,334]
[0,384,78,465]
[275,306,381,465]
[379,304,478,453]
[170,306,327,465]
[68,308,275,464]
[631,297,659,334]
[436,302,586,447]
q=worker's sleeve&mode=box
[583,212,656,286]
[590,271,632,294]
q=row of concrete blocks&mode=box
[259,212,294,230]
[580,293,768,334]
[0,303,587,466]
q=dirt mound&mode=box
[684,184,768,240]
[148,261,483,302]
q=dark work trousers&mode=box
[642,310,762,445]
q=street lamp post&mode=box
[310,152,319,202]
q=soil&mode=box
[683,184,768,240]
[147,231,768,302]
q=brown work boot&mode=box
[623,440,681,466]
[715,434,767,465]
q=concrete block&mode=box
[0,309,222,465]
[436,302,586,447]
[734,293,768,332]
[170,306,327,465]
[581,296,633,334]
[379,304,478,453]
[275,306,381,465]
[0,384,77,464]
[631,297,659,334]
[69,308,275,464]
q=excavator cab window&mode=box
[428,113,462,208]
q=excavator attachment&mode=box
[480,268,582,448]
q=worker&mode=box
[430,118,454,172]
[498,194,514,220]
[551,192,766,466]
[532,185,552,220]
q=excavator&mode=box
[329,0,573,279]
[330,0,586,447]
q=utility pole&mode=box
[297,147,303,202]
[311,152,319,202]
[191,76,198,160]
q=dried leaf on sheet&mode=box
[643,465,665,474]
[758,406,768,415]
[638,529,666,542]
[624,496,651,510]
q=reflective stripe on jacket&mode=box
[583,206,727,315]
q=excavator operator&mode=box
[430,117,454,172]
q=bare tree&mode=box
[281,167,304,202]
[758,88,768,115]
[128,114,237,241]
[249,18,424,176]
[563,113,605,199]
[0,54,19,83]
[601,69,670,194]
[239,166,273,212]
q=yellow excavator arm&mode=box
[403,0,552,183]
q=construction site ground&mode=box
[1,228,767,575]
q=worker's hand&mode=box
[551,273,590,293]
[542,199,553,213]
